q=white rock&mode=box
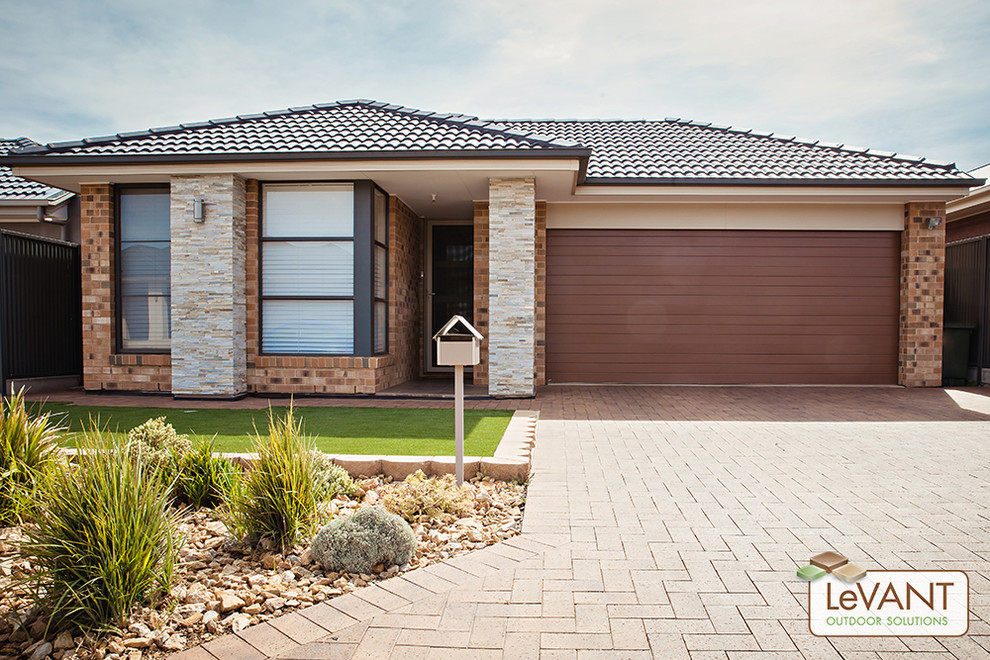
[122,637,152,649]
[218,592,246,613]
[228,613,252,632]
[160,634,185,652]
[203,610,223,634]
[127,623,151,637]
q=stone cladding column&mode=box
[488,178,536,396]
[170,174,247,397]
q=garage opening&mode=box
[546,229,899,385]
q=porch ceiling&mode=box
[8,158,581,218]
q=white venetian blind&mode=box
[263,301,354,354]
[261,183,355,354]
[263,184,353,237]
[119,189,171,351]
[263,242,353,296]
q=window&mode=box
[262,183,355,354]
[117,186,170,352]
[373,189,388,354]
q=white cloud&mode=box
[1,0,988,167]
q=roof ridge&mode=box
[497,117,961,171]
[366,102,584,150]
[2,136,42,155]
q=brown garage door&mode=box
[546,229,899,384]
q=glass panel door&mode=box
[428,224,473,371]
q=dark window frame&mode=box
[372,189,389,355]
[114,183,171,355]
[258,181,388,357]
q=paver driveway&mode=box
[169,386,990,659]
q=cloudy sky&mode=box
[1,0,988,170]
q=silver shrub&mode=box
[311,505,416,574]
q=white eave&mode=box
[948,184,990,221]
[10,156,976,217]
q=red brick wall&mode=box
[80,184,171,392]
[535,202,546,386]
[472,202,490,386]
[244,182,421,394]
[899,201,945,387]
[380,196,423,388]
[946,210,990,244]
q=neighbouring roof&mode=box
[0,138,73,202]
[2,100,979,187]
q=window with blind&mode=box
[262,183,354,354]
[118,186,171,352]
[261,182,388,356]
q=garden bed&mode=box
[0,475,525,660]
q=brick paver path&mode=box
[129,386,990,658]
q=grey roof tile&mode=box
[2,100,974,184]
[497,118,972,181]
[0,138,72,201]
[14,101,568,159]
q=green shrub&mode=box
[176,437,239,509]
[311,505,416,574]
[227,406,323,552]
[0,389,63,525]
[22,427,183,630]
[309,450,357,500]
[379,470,473,524]
[127,416,191,478]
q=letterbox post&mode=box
[454,363,464,485]
[432,315,484,486]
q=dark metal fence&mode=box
[0,230,81,389]
[945,238,989,383]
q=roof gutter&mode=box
[0,148,593,168]
[578,176,983,189]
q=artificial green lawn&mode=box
[37,403,513,457]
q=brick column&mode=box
[535,202,547,386]
[80,184,114,390]
[472,202,490,386]
[170,174,247,397]
[488,178,536,397]
[899,201,945,387]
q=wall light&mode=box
[193,199,205,222]
[925,217,942,230]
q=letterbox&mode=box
[433,315,483,366]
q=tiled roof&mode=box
[3,100,975,185]
[0,138,72,201]
[496,118,971,182]
[9,101,581,158]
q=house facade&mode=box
[1,138,78,242]
[1,100,979,398]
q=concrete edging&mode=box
[220,409,538,482]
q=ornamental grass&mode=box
[21,427,183,631]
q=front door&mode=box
[426,223,474,371]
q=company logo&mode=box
[798,551,969,636]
